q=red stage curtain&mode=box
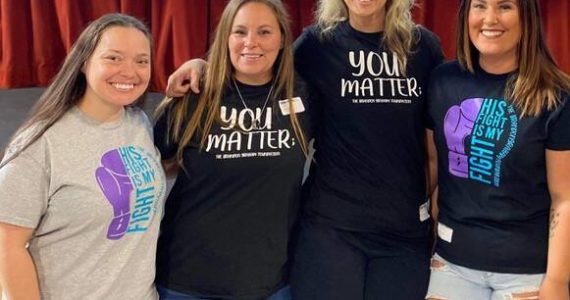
[0,0,568,91]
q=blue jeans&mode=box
[426,253,544,300]
[157,285,291,300]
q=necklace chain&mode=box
[232,78,275,129]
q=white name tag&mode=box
[437,222,454,243]
[419,199,430,222]
[278,97,305,115]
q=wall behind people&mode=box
[0,0,568,91]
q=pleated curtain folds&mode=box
[0,0,568,91]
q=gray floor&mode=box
[0,88,164,150]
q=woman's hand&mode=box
[165,59,207,97]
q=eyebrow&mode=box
[472,0,517,4]
[102,49,150,57]
[232,24,276,29]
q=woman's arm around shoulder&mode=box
[165,59,207,97]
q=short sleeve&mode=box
[417,26,444,129]
[153,103,179,160]
[547,96,570,150]
[416,26,445,69]
[293,74,320,139]
[294,26,319,83]
[0,150,49,228]
[427,31,445,68]
[425,67,442,130]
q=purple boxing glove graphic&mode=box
[443,98,483,178]
[96,149,133,240]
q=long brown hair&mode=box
[457,0,570,116]
[156,0,308,167]
[1,13,152,168]
[315,0,417,74]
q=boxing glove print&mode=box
[96,149,134,240]
[443,98,483,178]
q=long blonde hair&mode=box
[1,13,151,169]
[457,0,570,117]
[315,0,417,73]
[155,0,308,166]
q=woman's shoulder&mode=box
[297,21,349,43]
[297,24,320,41]
[554,90,570,116]
[126,105,152,123]
[124,106,155,139]
[414,25,442,50]
[431,60,464,77]
[415,25,438,39]
[2,125,50,171]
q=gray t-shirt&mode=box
[0,106,166,300]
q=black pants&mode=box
[290,218,431,300]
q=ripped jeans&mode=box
[426,253,543,300]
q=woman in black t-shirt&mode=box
[165,0,444,299]
[153,1,312,299]
[426,0,570,299]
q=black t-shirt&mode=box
[153,78,313,299]
[294,22,443,240]
[428,61,570,273]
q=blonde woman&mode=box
[288,1,442,299]
[166,0,443,299]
